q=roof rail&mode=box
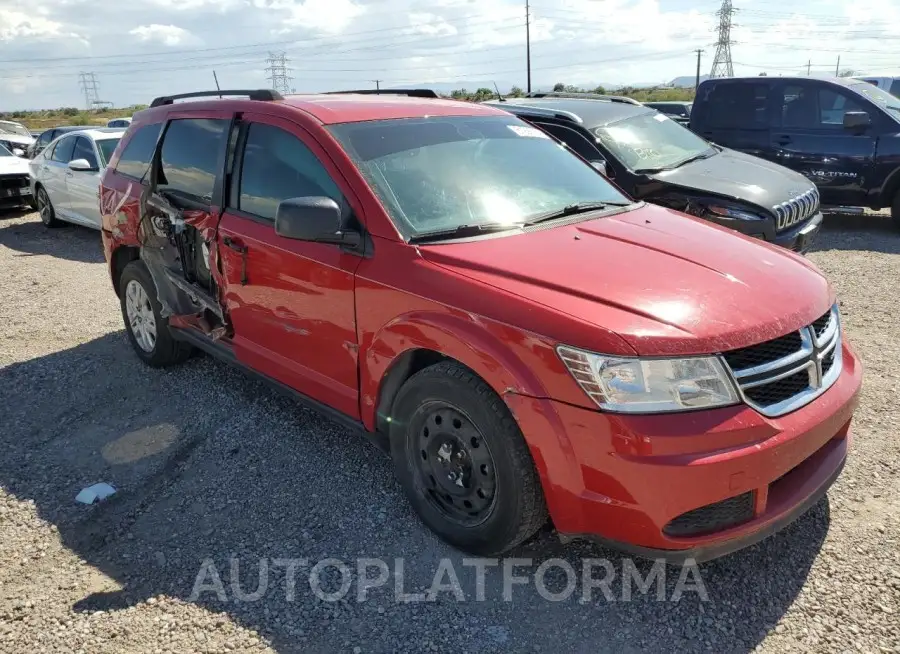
[149,89,284,108]
[481,101,583,124]
[325,88,440,98]
[524,91,641,105]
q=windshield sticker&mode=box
[653,113,668,122]
[507,125,550,138]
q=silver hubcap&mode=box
[125,280,157,353]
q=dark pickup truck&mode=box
[691,76,900,228]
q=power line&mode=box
[710,0,735,78]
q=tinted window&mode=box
[116,123,162,180]
[51,136,77,163]
[701,82,769,129]
[780,85,864,129]
[158,118,229,204]
[238,123,344,221]
[533,122,603,161]
[37,131,53,146]
[72,137,98,168]
[890,80,900,98]
[96,138,121,166]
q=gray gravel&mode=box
[1,208,898,654]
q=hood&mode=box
[0,133,35,146]
[420,203,833,356]
[649,148,815,213]
[0,156,30,175]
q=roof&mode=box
[136,92,507,125]
[700,75,865,88]
[53,128,126,141]
[485,97,652,128]
[644,100,692,106]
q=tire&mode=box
[389,361,548,555]
[892,192,900,231]
[35,185,62,228]
[119,260,193,367]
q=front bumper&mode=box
[705,211,823,254]
[0,185,32,207]
[506,340,862,563]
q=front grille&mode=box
[0,174,29,191]
[722,305,842,417]
[722,331,803,371]
[664,492,754,537]
[773,188,820,231]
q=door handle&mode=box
[222,236,248,285]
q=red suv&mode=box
[99,89,862,561]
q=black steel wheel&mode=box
[390,361,547,555]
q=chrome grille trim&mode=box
[721,304,842,417]
[773,188,820,231]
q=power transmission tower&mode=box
[78,72,101,109]
[265,51,294,94]
[709,0,735,78]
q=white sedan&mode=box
[29,128,124,229]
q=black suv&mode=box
[486,97,822,252]
[690,76,900,228]
[27,125,96,159]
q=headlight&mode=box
[557,346,739,413]
[706,205,765,221]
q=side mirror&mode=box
[275,196,360,247]
[843,111,870,130]
[12,148,25,157]
[590,159,609,176]
[68,158,96,171]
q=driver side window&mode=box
[51,136,76,163]
[72,137,98,168]
[236,123,345,222]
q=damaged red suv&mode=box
[99,89,861,561]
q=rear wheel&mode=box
[36,186,62,228]
[389,361,547,555]
[892,192,900,231]
[119,260,193,367]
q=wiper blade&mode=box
[637,150,715,174]
[523,201,630,226]
[408,222,522,244]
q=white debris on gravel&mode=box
[0,209,898,653]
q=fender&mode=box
[360,311,584,515]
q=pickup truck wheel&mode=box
[389,361,547,555]
[119,261,193,368]
[892,192,900,230]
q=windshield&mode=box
[0,121,31,137]
[849,82,900,116]
[594,112,713,172]
[328,115,630,239]
[96,137,121,165]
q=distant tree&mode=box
[474,87,495,101]
[838,69,858,78]
[62,107,79,116]
[450,88,471,100]
[592,85,606,95]
[552,82,566,92]
[509,86,524,97]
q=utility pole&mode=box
[807,59,811,76]
[371,79,382,90]
[835,55,840,76]
[265,51,293,95]
[525,0,532,93]
[710,0,735,78]
[694,49,704,94]
[78,72,100,110]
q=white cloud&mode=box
[129,24,196,46]
[0,9,74,41]
[255,0,364,34]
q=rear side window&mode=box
[72,137,98,168]
[37,131,53,147]
[890,80,900,98]
[51,136,77,163]
[157,118,229,204]
[115,123,162,181]
[533,122,602,161]
[779,85,864,129]
[699,82,769,129]
[237,122,344,221]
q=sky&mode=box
[2,0,899,110]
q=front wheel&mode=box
[119,261,193,367]
[389,361,548,555]
[35,186,62,228]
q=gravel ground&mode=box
[0,208,898,654]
